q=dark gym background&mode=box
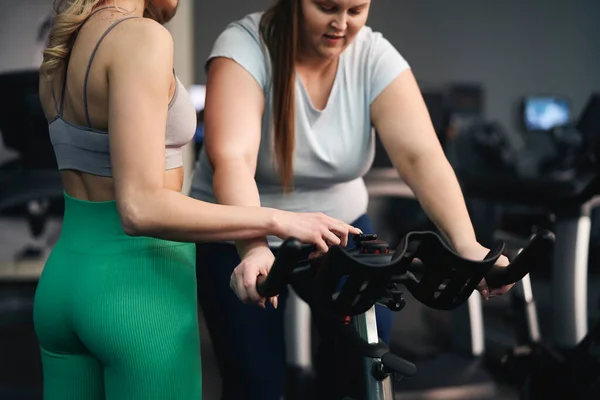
[1,0,599,399]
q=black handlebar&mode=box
[255,239,305,298]
[484,229,554,287]
[257,230,555,314]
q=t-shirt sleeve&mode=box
[205,21,269,90]
[368,33,410,104]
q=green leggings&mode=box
[33,193,202,400]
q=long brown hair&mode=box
[259,0,300,191]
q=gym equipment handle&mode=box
[256,239,305,298]
[485,229,555,287]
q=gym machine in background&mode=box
[482,93,600,399]
[459,92,600,347]
[0,70,64,263]
[0,69,60,399]
[353,85,600,398]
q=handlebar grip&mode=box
[256,238,304,298]
[381,352,417,377]
[485,229,555,288]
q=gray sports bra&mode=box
[48,7,196,177]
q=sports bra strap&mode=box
[83,16,139,127]
[55,6,138,123]
[58,6,117,116]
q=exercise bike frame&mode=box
[257,230,554,400]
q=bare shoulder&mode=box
[109,18,174,71]
[116,17,173,45]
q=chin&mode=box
[319,47,343,59]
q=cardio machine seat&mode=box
[459,167,600,210]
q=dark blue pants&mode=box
[196,214,393,400]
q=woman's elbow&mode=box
[212,155,256,180]
[117,196,150,236]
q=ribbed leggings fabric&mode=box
[33,193,201,400]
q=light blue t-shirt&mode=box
[190,12,410,244]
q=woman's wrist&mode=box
[233,207,275,258]
[447,230,478,253]
[236,236,270,259]
[265,207,286,239]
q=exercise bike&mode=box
[493,229,600,400]
[257,230,554,400]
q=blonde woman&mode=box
[33,1,360,399]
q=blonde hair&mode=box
[40,0,169,81]
[40,0,106,81]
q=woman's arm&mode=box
[202,56,272,257]
[107,21,273,242]
[203,55,358,305]
[371,69,515,299]
[107,20,354,248]
[370,69,477,252]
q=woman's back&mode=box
[39,6,190,202]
